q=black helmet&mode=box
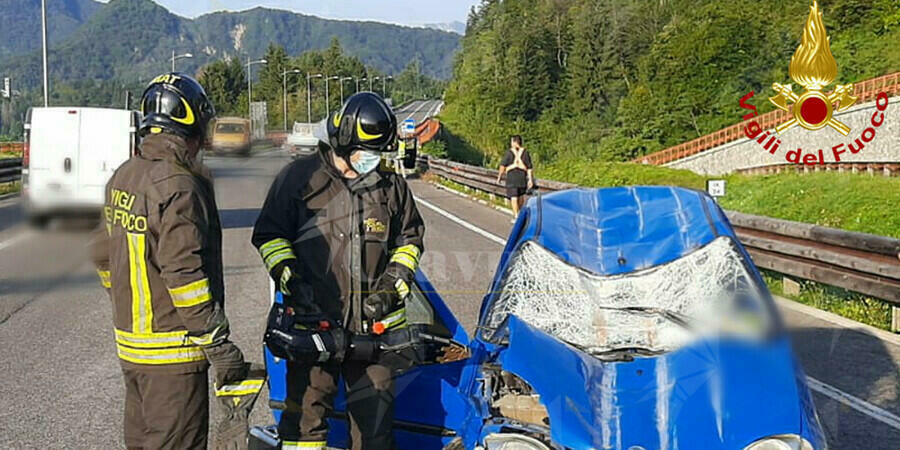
[327,92,397,157]
[139,73,215,140]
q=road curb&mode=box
[0,191,21,202]
[775,296,900,346]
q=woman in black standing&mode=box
[497,135,534,220]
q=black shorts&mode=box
[505,169,528,198]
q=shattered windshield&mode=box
[483,236,772,353]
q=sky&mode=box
[98,0,482,26]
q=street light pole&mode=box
[171,51,194,72]
[339,77,352,104]
[382,75,393,98]
[325,76,339,118]
[41,0,49,107]
[282,69,301,131]
[246,58,268,138]
[356,78,367,93]
[306,73,322,123]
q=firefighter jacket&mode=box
[90,133,225,374]
[251,143,425,333]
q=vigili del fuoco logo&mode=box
[738,1,889,166]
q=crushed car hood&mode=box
[498,316,804,449]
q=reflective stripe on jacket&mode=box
[90,133,224,373]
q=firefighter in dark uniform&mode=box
[252,92,425,450]
[90,73,262,450]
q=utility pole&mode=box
[381,76,393,98]
[246,58,268,137]
[339,77,352,104]
[41,0,49,107]
[307,73,322,123]
[325,76,339,118]
[282,69,301,131]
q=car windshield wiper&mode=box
[615,306,693,329]
[578,345,665,362]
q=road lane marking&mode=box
[0,230,32,252]
[415,189,900,432]
[427,101,443,118]
[414,196,505,245]
[807,377,900,430]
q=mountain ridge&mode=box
[0,0,460,87]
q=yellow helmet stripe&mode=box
[333,112,342,128]
[357,118,383,141]
[170,97,196,126]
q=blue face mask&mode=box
[351,150,382,174]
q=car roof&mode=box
[504,186,737,276]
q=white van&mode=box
[23,107,139,224]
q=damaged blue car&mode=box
[252,186,827,450]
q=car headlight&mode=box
[483,433,550,450]
[744,434,815,450]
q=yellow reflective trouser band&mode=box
[168,278,213,308]
[282,441,327,449]
[381,307,407,330]
[115,328,188,349]
[127,232,153,333]
[394,278,410,299]
[215,379,265,397]
[260,238,296,272]
[390,244,421,271]
[116,343,206,365]
[97,270,111,288]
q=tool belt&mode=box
[264,303,347,364]
[264,304,436,371]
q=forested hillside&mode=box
[441,0,900,165]
[0,0,100,59]
[0,0,460,88]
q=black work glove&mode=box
[211,363,266,450]
[363,263,413,321]
[203,341,248,389]
[271,261,320,314]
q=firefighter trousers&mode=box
[122,369,209,450]
[277,360,396,450]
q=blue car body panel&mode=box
[264,186,825,449]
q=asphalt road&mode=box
[0,127,898,448]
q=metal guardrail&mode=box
[0,157,23,184]
[420,155,900,307]
[636,71,900,166]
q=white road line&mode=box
[0,230,32,252]
[414,196,505,245]
[807,377,900,430]
[400,101,423,124]
[427,101,443,118]
[415,189,900,432]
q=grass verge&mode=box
[0,181,21,196]
[0,151,23,159]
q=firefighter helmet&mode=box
[327,92,397,157]
[139,73,215,140]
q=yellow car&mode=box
[210,117,251,156]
